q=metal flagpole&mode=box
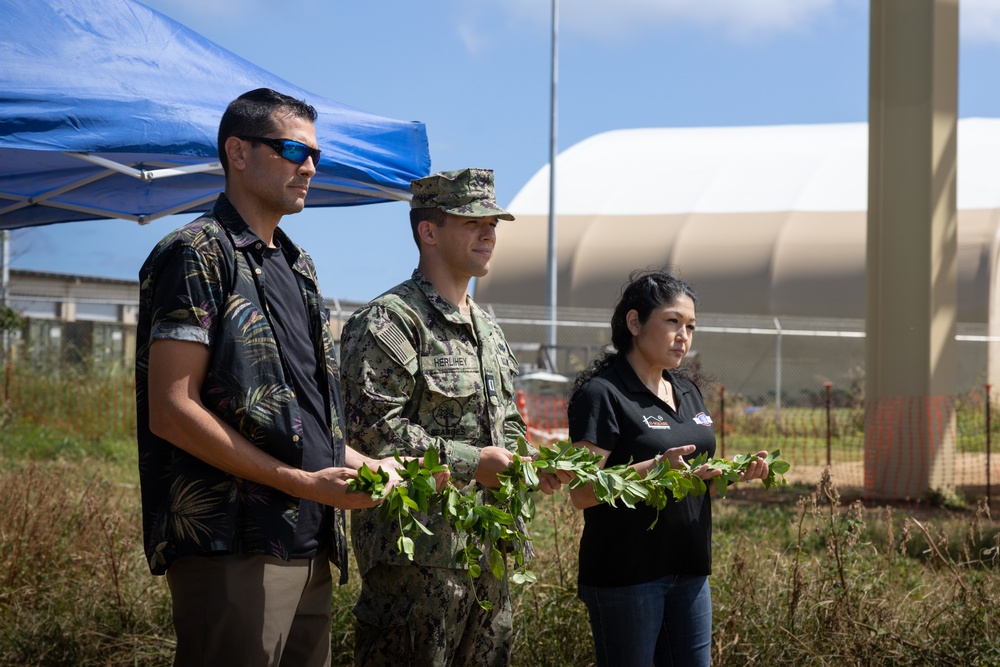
[545,0,559,370]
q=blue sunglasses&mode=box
[238,135,321,166]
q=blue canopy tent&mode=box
[0,0,430,230]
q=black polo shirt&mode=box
[568,355,716,586]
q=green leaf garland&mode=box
[349,440,790,605]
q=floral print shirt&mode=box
[135,194,348,580]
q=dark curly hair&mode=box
[569,270,701,402]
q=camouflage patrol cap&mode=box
[410,168,515,221]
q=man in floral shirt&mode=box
[135,88,399,667]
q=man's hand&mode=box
[473,446,517,488]
[309,467,385,510]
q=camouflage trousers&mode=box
[352,564,512,667]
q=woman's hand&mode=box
[657,444,722,482]
[739,450,769,482]
[536,468,575,495]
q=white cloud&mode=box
[962,0,1000,45]
[496,0,842,39]
[458,21,493,56]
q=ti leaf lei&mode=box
[349,440,790,604]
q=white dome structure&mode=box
[476,119,1000,324]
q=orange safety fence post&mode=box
[539,395,551,435]
[120,375,127,440]
[74,375,82,441]
[60,374,67,434]
[865,395,955,505]
[40,370,47,430]
[70,374,79,441]
[88,376,96,443]
[987,384,992,507]
[516,389,529,430]
[824,381,833,468]
[718,386,725,460]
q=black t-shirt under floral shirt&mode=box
[262,243,332,557]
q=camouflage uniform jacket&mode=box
[340,270,529,575]
[135,194,349,581]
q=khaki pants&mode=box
[353,564,512,667]
[166,550,332,667]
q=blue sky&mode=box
[9,0,1000,301]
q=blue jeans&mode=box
[578,574,712,667]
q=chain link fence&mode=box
[3,291,996,502]
[484,304,997,501]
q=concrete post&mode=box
[865,0,958,500]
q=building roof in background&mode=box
[507,119,1000,215]
[477,119,1000,321]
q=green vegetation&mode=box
[1,365,136,461]
[0,460,173,666]
[0,306,24,337]
[350,441,790,596]
[712,477,1000,666]
[1,368,998,665]
[2,452,998,665]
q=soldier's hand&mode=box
[431,467,451,492]
[385,454,451,493]
[473,446,516,488]
[375,456,406,489]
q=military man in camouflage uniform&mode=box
[340,169,568,666]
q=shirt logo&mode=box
[642,414,671,430]
[693,412,714,427]
[433,399,463,428]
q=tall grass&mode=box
[2,361,998,664]
[2,458,997,666]
[712,477,1000,666]
[0,461,174,666]
[1,364,135,461]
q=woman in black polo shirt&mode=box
[567,271,769,667]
